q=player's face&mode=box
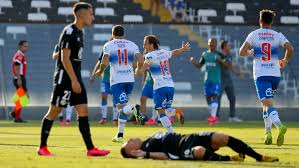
[208,39,217,51]
[82,8,94,26]
[124,138,141,157]
[20,42,29,53]
[143,38,151,53]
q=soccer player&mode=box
[135,35,189,132]
[239,9,293,146]
[190,38,228,126]
[10,40,29,123]
[95,25,144,142]
[90,51,118,125]
[120,131,279,162]
[53,44,74,126]
[217,40,243,122]
[37,2,110,156]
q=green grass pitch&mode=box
[0,121,298,168]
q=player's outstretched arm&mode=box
[135,62,150,77]
[130,150,169,160]
[172,41,191,57]
[95,54,109,76]
[239,42,253,57]
[279,42,294,69]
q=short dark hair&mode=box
[73,2,92,14]
[145,35,160,49]
[18,40,28,47]
[260,9,275,25]
[220,40,228,49]
[112,25,125,37]
[120,147,137,159]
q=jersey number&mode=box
[261,43,271,61]
[159,60,170,76]
[117,49,128,65]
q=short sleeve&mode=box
[133,43,141,55]
[199,52,206,64]
[145,53,153,65]
[245,32,254,47]
[53,44,60,53]
[60,33,72,49]
[13,53,22,64]
[103,43,110,56]
[166,50,172,59]
[278,33,289,47]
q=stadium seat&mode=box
[97,0,117,7]
[224,15,244,23]
[123,15,143,23]
[174,82,192,91]
[58,7,73,16]
[290,0,299,6]
[80,70,90,78]
[94,24,113,29]
[6,26,27,39]
[93,33,111,41]
[95,7,115,16]
[226,3,246,15]
[31,1,51,13]
[174,93,192,102]
[0,0,13,14]
[28,13,48,21]
[0,38,4,46]
[59,0,79,3]
[92,45,103,54]
[280,16,299,24]
[197,9,217,23]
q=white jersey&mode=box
[145,49,174,90]
[103,38,140,86]
[245,28,289,79]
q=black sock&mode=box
[117,133,123,138]
[78,116,94,150]
[227,136,263,161]
[203,149,231,161]
[40,117,54,148]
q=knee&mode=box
[192,146,206,160]
[262,99,273,107]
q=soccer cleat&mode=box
[112,136,123,143]
[99,118,107,124]
[230,154,245,161]
[175,108,185,124]
[264,132,272,145]
[228,116,243,122]
[64,120,71,126]
[259,155,279,162]
[145,119,158,125]
[277,124,287,146]
[14,118,28,123]
[37,146,53,156]
[208,116,218,126]
[133,104,142,124]
[169,117,175,123]
[86,147,110,156]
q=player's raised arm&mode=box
[134,52,144,75]
[190,56,204,69]
[171,41,191,57]
[279,42,294,69]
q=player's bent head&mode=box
[112,25,125,37]
[120,138,143,159]
[18,40,29,52]
[144,35,160,50]
[73,2,94,25]
[208,38,217,49]
[260,9,275,25]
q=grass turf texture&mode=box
[0,121,298,168]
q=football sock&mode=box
[117,113,127,138]
[121,105,134,114]
[267,107,282,128]
[40,117,54,147]
[101,100,108,119]
[210,101,218,117]
[227,136,263,161]
[202,149,230,161]
[263,111,272,133]
[159,113,174,133]
[78,116,94,150]
[151,106,157,120]
[112,106,118,120]
[165,108,176,117]
[65,105,73,121]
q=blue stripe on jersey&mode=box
[253,47,279,58]
[150,65,161,75]
[110,52,118,64]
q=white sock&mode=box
[65,105,73,121]
[210,102,218,117]
[112,107,118,120]
[165,108,176,117]
[159,114,174,133]
[267,107,281,128]
[151,106,157,120]
[122,105,134,114]
[263,111,272,133]
[118,118,126,134]
[101,105,108,119]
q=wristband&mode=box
[144,151,150,159]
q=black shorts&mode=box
[178,132,214,159]
[50,82,87,108]
[13,75,27,91]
